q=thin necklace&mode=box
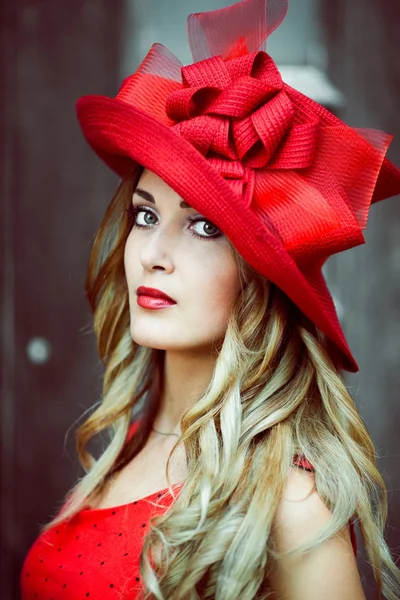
[152,426,180,438]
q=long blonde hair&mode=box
[41,166,400,600]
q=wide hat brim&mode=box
[76,94,362,372]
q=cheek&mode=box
[124,234,136,280]
[196,252,241,314]
[124,232,241,314]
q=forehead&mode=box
[136,168,193,209]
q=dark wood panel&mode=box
[320,0,400,597]
[1,1,124,598]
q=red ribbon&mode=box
[166,51,320,172]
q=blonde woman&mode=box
[21,0,400,598]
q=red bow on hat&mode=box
[166,50,319,207]
[166,52,318,170]
[76,0,400,371]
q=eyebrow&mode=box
[134,187,192,209]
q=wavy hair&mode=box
[41,167,400,600]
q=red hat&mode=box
[76,0,400,372]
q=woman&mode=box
[21,0,400,598]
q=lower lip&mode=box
[137,295,176,309]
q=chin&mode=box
[129,325,168,349]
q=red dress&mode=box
[21,423,357,599]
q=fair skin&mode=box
[124,167,242,438]
[268,468,366,599]
[101,168,366,599]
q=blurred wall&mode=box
[1,0,124,597]
[320,0,400,596]
[1,1,399,599]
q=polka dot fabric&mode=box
[20,487,179,599]
[21,423,357,598]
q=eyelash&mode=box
[125,203,222,242]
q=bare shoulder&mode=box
[273,465,332,545]
[267,466,365,600]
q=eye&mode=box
[187,215,220,239]
[125,204,222,242]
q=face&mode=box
[124,168,241,355]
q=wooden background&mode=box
[1,1,399,598]
[321,0,400,594]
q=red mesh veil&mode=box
[187,0,287,60]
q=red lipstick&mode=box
[136,286,176,302]
[137,295,176,310]
[136,286,176,310]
